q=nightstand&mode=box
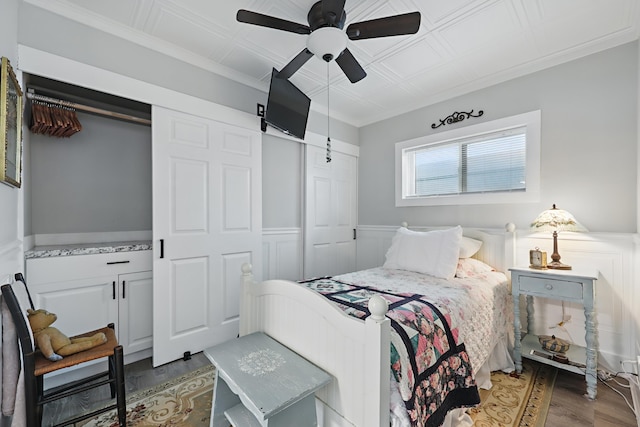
[510,267,598,399]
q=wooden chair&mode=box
[1,277,126,426]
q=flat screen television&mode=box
[265,68,310,140]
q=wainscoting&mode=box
[355,225,639,372]
[262,228,303,281]
[0,239,23,286]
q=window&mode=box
[396,111,540,206]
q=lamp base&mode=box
[547,261,572,270]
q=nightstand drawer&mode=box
[518,275,583,299]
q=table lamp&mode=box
[530,204,587,270]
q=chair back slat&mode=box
[14,272,35,310]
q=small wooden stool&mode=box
[204,332,331,427]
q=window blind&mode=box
[409,126,526,197]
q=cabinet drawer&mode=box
[27,251,152,284]
[517,275,583,299]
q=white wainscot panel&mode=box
[0,240,23,284]
[336,241,355,275]
[517,233,635,370]
[355,226,397,270]
[262,229,303,281]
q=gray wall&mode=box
[262,135,302,228]
[359,42,638,233]
[30,113,152,234]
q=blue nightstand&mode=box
[510,267,598,399]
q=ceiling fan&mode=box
[237,0,421,83]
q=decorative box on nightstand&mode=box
[509,267,598,400]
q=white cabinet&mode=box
[25,250,153,356]
[118,270,153,354]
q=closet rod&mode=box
[26,91,151,126]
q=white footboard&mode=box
[240,264,390,427]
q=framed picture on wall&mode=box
[1,56,24,188]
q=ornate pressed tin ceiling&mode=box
[25,0,640,127]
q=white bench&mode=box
[205,332,331,427]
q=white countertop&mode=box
[25,240,152,259]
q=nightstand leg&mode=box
[525,295,534,335]
[513,294,522,373]
[585,305,598,400]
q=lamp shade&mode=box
[530,204,587,233]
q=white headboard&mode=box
[399,222,516,273]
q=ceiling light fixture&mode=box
[307,27,347,63]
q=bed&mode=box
[239,224,516,427]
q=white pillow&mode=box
[455,257,495,278]
[383,226,463,279]
[459,236,483,258]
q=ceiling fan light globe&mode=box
[307,27,347,62]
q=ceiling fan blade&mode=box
[346,11,421,40]
[278,49,314,79]
[237,10,311,35]
[321,0,346,25]
[335,48,366,83]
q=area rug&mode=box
[469,360,557,427]
[79,364,215,427]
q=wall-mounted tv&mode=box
[265,68,310,140]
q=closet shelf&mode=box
[26,91,151,126]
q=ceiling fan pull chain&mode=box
[326,63,332,163]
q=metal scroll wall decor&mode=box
[431,109,484,129]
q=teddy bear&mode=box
[26,308,107,362]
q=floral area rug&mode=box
[79,364,215,427]
[469,359,557,427]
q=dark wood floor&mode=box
[42,353,637,426]
[546,369,637,427]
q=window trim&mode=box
[395,110,541,207]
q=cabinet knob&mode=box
[545,283,553,290]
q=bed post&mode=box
[364,295,391,427]
[239,262,255,337]
[504,222,516,278]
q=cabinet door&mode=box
[31,276,119,338]
[118,271,153,354]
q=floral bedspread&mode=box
[300,267,511,427]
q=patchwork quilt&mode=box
[301,277,481,427]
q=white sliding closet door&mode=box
[304,144,357,279]
[152,106,262,366]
